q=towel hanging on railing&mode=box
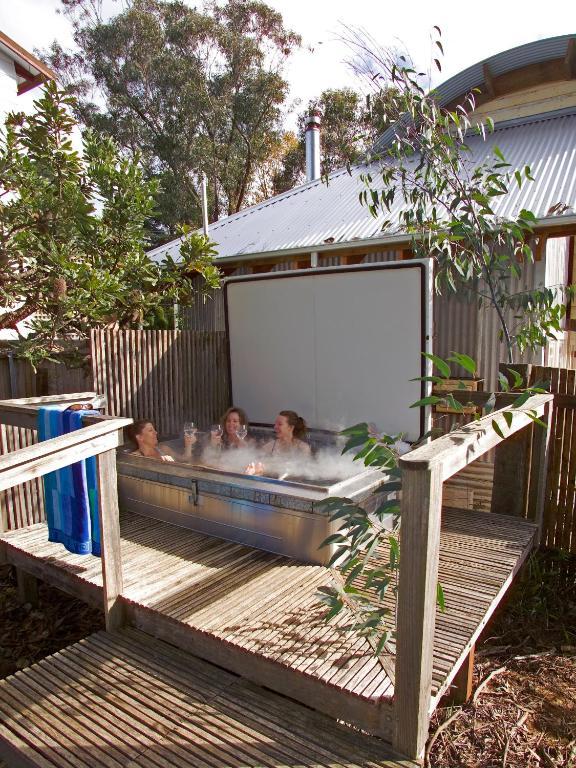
[37,406,101,556]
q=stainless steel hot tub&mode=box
[116,451,391,564]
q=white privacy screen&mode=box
[225,262,429,440]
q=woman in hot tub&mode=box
[262,410,311,458]
[209,406,254,451]
[125,420,196,462]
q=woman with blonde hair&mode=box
[210,406,252,450]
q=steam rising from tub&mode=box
[194,439,410,483]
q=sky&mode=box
[1,0,574,127]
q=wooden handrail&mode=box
[0,409,131,633]
[0,392,98,407]
[0,418,131,491]
[400,393,553,481]
[394,392,553,760]
[0,394,106,430]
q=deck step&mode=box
[0,628,416,768]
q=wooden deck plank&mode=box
[0,630,414,768]
[0,506,537,736]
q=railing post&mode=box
[96,444,124,631]
[526,402,551,543]
[394,462,443,760]
[491,425,532,518]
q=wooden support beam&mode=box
[483,63,497,98]
[565,38,576,79]
[444,647,475,706]
[491,426,531,518]
[526,403,551,544]
[17,74,45,96]
[16,569,38,607]
[97,447,125,631]
[394,463,443,760]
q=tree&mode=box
[345,27,571,363]
[317,29,568,655]
[0,82,220,367]
[45,0,300,244]
[273,87,392,194]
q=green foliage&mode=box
[47,0,300,241]
[273,87,394,194]
[346,28,572,363]
[318,351,549,655]
[0,82,220,367]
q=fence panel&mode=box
[90,329,229,439]
[529,364,576,553]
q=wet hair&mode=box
[279,410,307,439]
[124,419,153,447]
[220,406,249,447]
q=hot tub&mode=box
[116,444,391,565]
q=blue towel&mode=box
[38,406,101,556]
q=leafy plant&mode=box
[0,82,220,367]
[317,352,549,656]
[342,27,572,363]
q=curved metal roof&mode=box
[373,34,576,153]
[436,34,575,105]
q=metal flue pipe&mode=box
[305,111,321,182]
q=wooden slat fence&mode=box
[525,364,576,553]
[0,425,44,530]
[90,329,229,438]
[0,352,91,532]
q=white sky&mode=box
[1,0,574,127]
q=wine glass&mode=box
[211,424,223,438]
[236,424,248,441]
[183,421,197,438]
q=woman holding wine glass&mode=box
[210,407,252,450]
[125,420,196,462]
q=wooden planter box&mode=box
[433,378,483,414]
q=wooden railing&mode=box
[0,397,131,631]
[0,393,103,532]
[394,393,553,760]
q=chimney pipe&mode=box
[305,110,321,182]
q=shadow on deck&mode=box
[0,506,537,744]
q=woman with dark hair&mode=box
[210,406,252,450]
[262,410,311,457]
[125,420,196,462]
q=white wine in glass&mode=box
[183,421,197,438]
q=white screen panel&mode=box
[226,262,429,440]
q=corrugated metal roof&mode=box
[150,110,576,264]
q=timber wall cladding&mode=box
[90,329,230,439]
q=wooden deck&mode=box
[0,507,537,740]
[0,628,415,768]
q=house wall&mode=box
[0,52,18,127]
[471,80,576,126]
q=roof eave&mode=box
[213,213,576,265]
[0,31,57,92]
